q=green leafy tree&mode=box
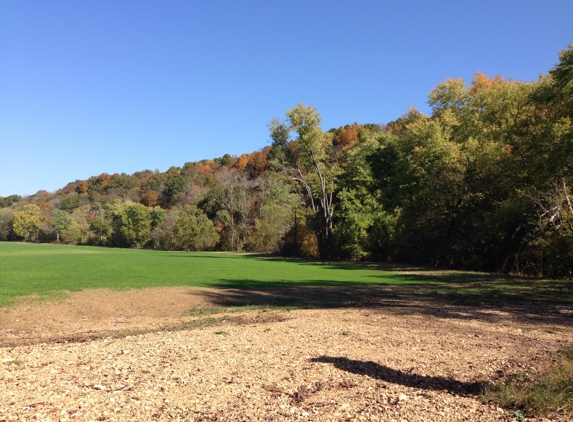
[51,209,72,242]
[89,215,112,244]
[528,44,573,184]
[174,205,219,250]
[519,44,573,277]
[269,103,339,258]
[335,130,392,260]
[162,168,187,207]
[524,177,573,278]
[0,208,15,241]
[141,168,187,207]
[0,195,21,208]
[547,43,573,109]
[214,153,233,167]
[251,174,298,252]
[59,193,85,211]
[115,203,165,248]
[122,203,152,247]
[105,201,129,246]
[208,168,253,251]
[151,210,179,250]
[63,205,92,244]
[363,73,535,269]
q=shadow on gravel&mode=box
[311,356,481,396]
[196,277,573,327]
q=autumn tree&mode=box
[76,181,89,194]
[233,154,249,172]
[246,148,270,179]
[331,123,363,151]
[142,168,187,208]
[140,190,159,207]
[13,204,42,241]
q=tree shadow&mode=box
[195,278,573,327]
[310,356,481,396]
[170,252,572,288]
[166,254,573,326]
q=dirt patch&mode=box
[1,287,572,421]
[0,287,220,342]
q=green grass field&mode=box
[1,242,572,312]
[0,242,432,307]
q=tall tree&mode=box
[208,168,254,251]
[269,103,338,258]
[335,130,391,260]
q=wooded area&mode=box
[1,44,572,278]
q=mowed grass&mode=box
[2,242,573,312]
[0,242,430,307]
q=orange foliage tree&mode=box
[233,154,249,172]
[76,181,89,194]
[332,123,363,150]
[140,190,159,207]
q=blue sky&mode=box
[1,1,572,196]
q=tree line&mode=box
[1,44,572,278]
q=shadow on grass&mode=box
[167,254,573,326]
[311,356,481,396]
[195,273,573,327]
[169,253,434,274]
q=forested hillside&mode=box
[2,44,572,278]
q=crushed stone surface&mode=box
[0,287,571,421]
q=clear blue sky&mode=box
[1,1,572,196]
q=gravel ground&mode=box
[1,288,571,421]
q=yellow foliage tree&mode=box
[13,204,42,241]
